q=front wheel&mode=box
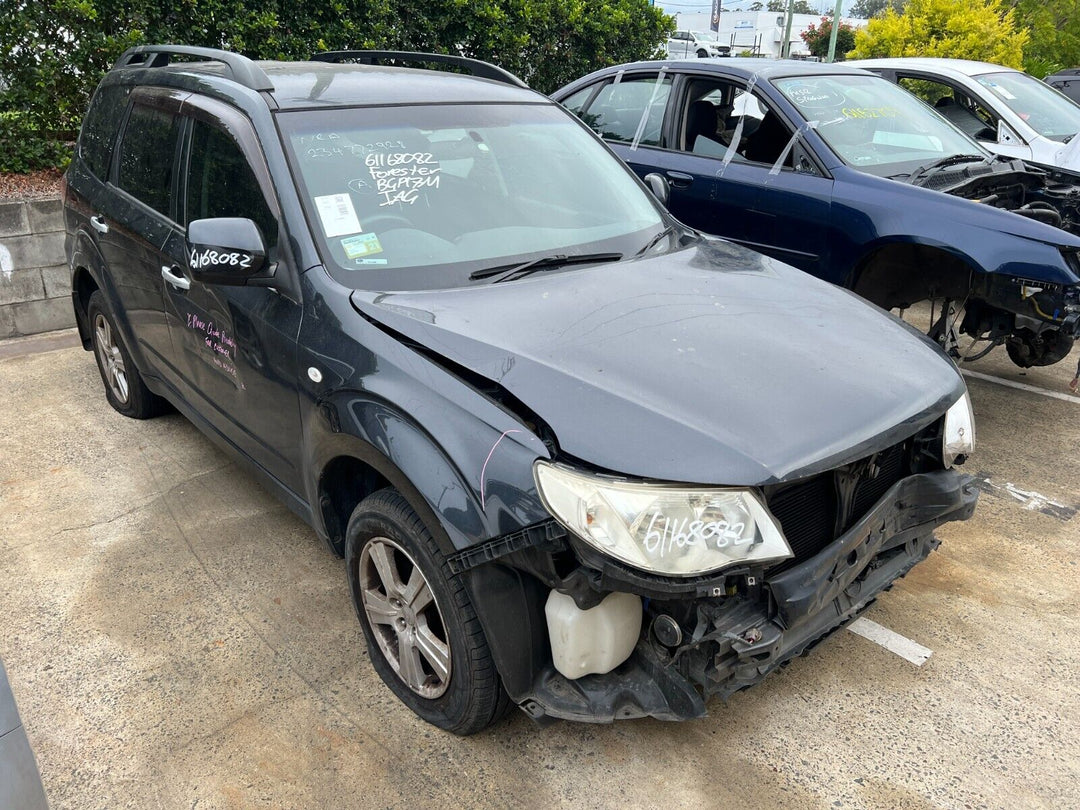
[345,489,510,735]
[696,49,709,58]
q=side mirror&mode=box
[187,218,268,285]
[643,173,670,207]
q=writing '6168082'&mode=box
[64,46,977,734]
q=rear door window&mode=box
[116,103,181,217]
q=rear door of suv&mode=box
[94,87,189,379]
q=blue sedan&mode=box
[554,60,1080,369]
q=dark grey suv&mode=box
[64,46,978,733]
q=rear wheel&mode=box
[87,291,168,419]
[346,489,510,735]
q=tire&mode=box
[346,489,511,735]
[697,49,708,58]
[87,290,168,419]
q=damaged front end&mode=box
[909,158,1080,365]
[455,415,978,724]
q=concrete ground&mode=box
[1,325,1078,810]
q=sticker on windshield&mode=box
[314,193,362,238]
[980,80,1017,100]
[842,106,900,119]
[341,232,383,259]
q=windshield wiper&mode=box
[634,225,678,258]
[469,252,622,284]
[906,153,989,184]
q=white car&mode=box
[666,30,730,59]
[850,58,1080,175]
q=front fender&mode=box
[832,171,1080,288]
[306,390,550,552]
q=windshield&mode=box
[693,31,719,42]
[975,71,1080,142]
[279,103,664,290]
[774,74,988,177]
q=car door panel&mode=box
[95,90,188,381]
[608,72,834,273]
[163,100,305,492]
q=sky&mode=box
[656,0,859,16]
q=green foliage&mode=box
[767,0,816,12]
[849,0,1027,67]
[0,0,673,174]
[850,0,905,18]
[0,111,72,173]
[1011,0,1080,78]
[800,16,856,59]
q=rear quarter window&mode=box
[78,85,131,179]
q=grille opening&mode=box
[765,440,914,573]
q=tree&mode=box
[0,0,674,172]
[767,0,816,12]
[800,17,856,59]
[848,0,1027,67]
[748,1,764,9]
[850,0,905,18]
[1011,0,1080,77]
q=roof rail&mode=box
[113,45,274,93]
[311,50,527,88]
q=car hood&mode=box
[350,239,964,486]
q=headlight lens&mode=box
[534,461,792,577]
[943,391,975,467]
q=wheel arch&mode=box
[71,266,99,349]
[849,239,982,310]
[313,428,552,704]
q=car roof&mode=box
[605,58,877,80]
[158,60,542,109]
[847,58,1019,79]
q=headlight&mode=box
[943,391,975,467]
[534,461,792,577]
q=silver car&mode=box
[851,58,1080,175]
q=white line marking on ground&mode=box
[848,618,933,666]
[970,474,1076,520]
[961,369,1080,404]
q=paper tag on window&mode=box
[314,194,362,238]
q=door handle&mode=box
[90,215,109,234]
[161,265,191,291]
[665,171,693,188]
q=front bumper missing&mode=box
[518,470,977,724]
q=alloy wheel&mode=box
[359,536,452,698]
[94,312,129,403]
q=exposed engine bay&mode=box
[912,156,1080,235]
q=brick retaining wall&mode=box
[0,197,74,338]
